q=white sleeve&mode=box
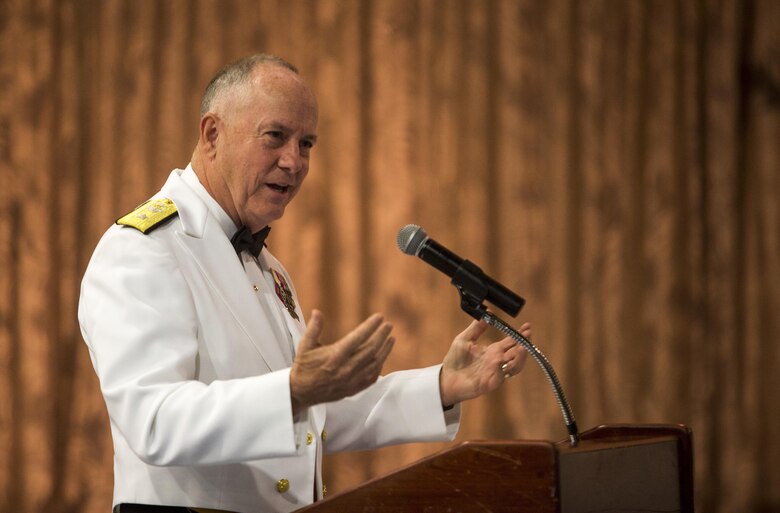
[322,364,461,453]
[78,227,302,466]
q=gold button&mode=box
[323,484,328,497]
[306,432,313,445]
[276,478,290,493]
[321,430,327,442]
[252,284,259,292]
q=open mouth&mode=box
[267,183,290,193]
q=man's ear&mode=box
[199,114,220,158]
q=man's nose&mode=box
[278,142,304,173]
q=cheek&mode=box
[225,169,248,199]
[298,165,310,185]
[237,165,263,194]
[291,171,309,197]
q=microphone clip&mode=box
[457,288,489,320]
[451,259,489,320]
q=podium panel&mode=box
[557,425,692,513]
[298,424,693,513]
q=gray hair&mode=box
[199,54,298,116]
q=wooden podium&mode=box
[298,424,693,513]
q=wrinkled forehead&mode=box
[227,65,318,121]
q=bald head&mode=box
[200,54,299,117]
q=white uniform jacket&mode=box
[78,168,460,513]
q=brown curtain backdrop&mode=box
[1,0,778,511]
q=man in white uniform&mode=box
[78,55,529,513]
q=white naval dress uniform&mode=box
[78,166,460,513]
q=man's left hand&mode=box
[439,319,530,407]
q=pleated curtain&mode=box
[0,1,778,512]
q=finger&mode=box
[350,322,393,364]
[519,322,531,338]
[457,319,489,342]
[517,346,529,367]
[297,310,325,354]
[501,345,529,373]
[490,337,518,353]
[337,314,385,353]
[373,335,395,368]
[355,335,396,386]
[503,345,529,372]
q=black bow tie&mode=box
[231,225,271,258]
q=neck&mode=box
[190,149,241,229]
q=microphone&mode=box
[397,224,525,317]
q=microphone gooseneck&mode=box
[397,224,580,446]
[482,311,579,446]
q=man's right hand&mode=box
[289,310,395,413]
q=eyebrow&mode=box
[260,121,318,144]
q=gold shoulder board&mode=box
[116,198,178,234]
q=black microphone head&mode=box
[397,224,429,256]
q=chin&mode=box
[252,211,284,230]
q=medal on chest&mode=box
[270,269,300,321]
